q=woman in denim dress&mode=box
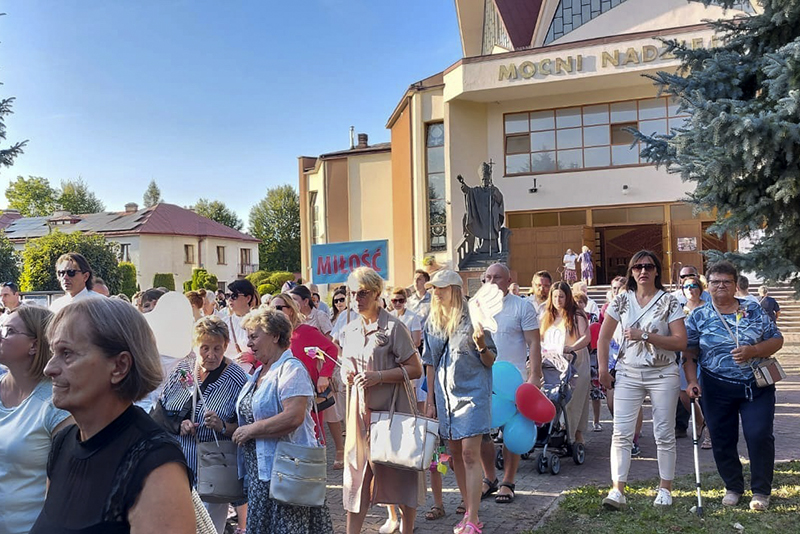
[422,270,494,534]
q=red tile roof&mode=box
[495,0,544,50]
[137,203,259,242]
[0,210,22,231]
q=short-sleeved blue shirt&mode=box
[686,299,782,382]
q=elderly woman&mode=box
[232,308,333,534]
[598,251,686,510]
[339,267,423,534]
[423,270,493,534]
[32,298,194,533]
[0,307,73,534]
[157,315,249,533]
[684,261,783,511]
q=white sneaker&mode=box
[653,488,673,507]
[379,518,400,533]
[602,489,627,510]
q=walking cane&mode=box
[690,394,704,517]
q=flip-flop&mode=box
[425,505,446,520]
[456,501,466,515]
[481,477,499,500]
[495,482,516,504]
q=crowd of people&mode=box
[0,248,787,534]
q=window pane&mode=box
[428,173,445,200]
[639,119,668,136]
[667,98,688,117]
[612,144,639,165]
[583,125,610,146]
[531,130,555,151]
[557,127,582,149]
[506,153,531,174]
[429,199,446,219]
[531,152,556,172]
[584,146,611,168]
[669,116,690,130]
[505,113,529,134]
[557,149,583,170]
[611,122,637,145]
[583,104,609,126]
[638,97,667,119]
[426,123,444,147]
[506,135,530,154]
[556,107,582,128]
[532,212,559,227]
[427,146,444,173]
[610,101,637,122]
[530,110,555,131]
[559,210,586,225]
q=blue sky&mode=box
[0,1,461,226]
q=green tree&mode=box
[0,96,28,170]
[118,261,137,298]
[153,273,176,291]
[58,178,105,214]
[248,185,300,272]
[143,180,162,208]
[5,176,58,216]
[0,231,20,284]
[18,230,120,292]
[635,0,800,288]
[186,268,218,291]
[193,199,243,230]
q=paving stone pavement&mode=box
[313,347,800,533]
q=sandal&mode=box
[456,501,466,515]
[480,477,499,500]
[333,450,344,470]
[495,482,516,504]
[462,521,483,534]
[425,505,446,520]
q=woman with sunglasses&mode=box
[222,280,260,373]
[598,250,686,510]
[331,286,348,324]
[0,307,74,534]
[678,276,710,449]
[269,293,344,468]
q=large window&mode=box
[426,123,446,251]
[504,97,689,176]
[184,244,195,264]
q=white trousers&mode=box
[203,501,229,534]
[610,361,680,482]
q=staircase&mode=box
[581,284,800,344]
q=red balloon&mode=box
[515,383,556,424]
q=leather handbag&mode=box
[269,359,328,508]
[315,385,336,411]
[369,366,439,471]
[752,358,786,388]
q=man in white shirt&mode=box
[406,269,432,327]
[482,263,542,504]
[49,253,102,313]
[528,270,552,318]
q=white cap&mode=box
[425,269,463,289]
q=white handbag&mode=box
[369,366,439,471]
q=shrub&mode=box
[118,262,137,298]
[187,268,218,291]
[182,279,192,292]
[153,273,176,291]
[267,271,295,289]
[257,283,276,296]
[247,270,271,287]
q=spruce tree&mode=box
[143,179,162,208]
[636,0,800,288]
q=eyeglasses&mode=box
[0,326,34,339]
[274,305,288,311]
[679,273,697,279]
[391,298,406,304]
[350,290,372,300]
[683,283,700,290]
[708,279,735,287]
[631,263,656,273]
[333,297,346,304]
[56,269,83,278]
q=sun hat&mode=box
[425,269,463,289]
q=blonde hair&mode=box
[14,306,55,378]
[573,291,588,306]
[241,307,293,349]
[391,287,408,299]
[273,292,304,328]
[428,285,465,337]
[193,315,230,345]
[48,298,163,402]
[347,266,384,294]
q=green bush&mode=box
[267,271,295,289]
[257,283,277,296]
[182,279,192,292]
[118,262,137,298]
[19,230,120,293]
[187,268,218,291]
[246,270,271,287]
[153,273,176,291]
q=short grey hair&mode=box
[241,307,292,350]
[347,266,384,294]
[193,315,230,345]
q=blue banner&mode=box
[311,240,389,284]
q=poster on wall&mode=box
[311,240,389,284]
[677,237,698,252]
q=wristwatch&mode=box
[642,332,650,341]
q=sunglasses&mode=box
[683,283,700,290]
[391,298,406,304]
[631,263,656,272]
[56,269,83,278]
[333,297,346,304]
[679,273,697,279]
[226,293,241,300]
[274,305,288,311]
[350,290,372,300]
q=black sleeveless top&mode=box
[30,405,190,534]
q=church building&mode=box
[298,0,757,291]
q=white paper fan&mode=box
[468,283,505,333]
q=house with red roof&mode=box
[1,202,260,291]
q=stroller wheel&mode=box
[495,448,505,471]
[549,454,561,475]
[536,453,547,474]
[573,442,586,465]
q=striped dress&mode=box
[158,354,248,481]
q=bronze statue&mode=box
[458,161,505,256]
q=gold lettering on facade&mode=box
[692,38,704,49]
[554,57,570,73]
[519,61,536,79]
[540,58,553,74]
[498,64,518,80]
[641,45,659,63]
[602,50,620,67]
[623,47,640,65]
[577,54,583,71]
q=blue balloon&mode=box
[493,361,523,402]
[503,412,538,455]
[491,394,517,428]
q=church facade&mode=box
[298,0,757,291]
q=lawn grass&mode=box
[530,461,800,533]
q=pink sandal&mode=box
[454,515,484,534]
[462,521,483,534]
